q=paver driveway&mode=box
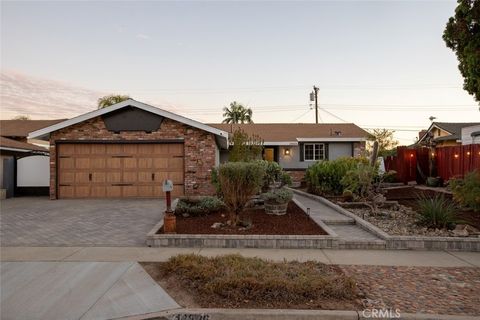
[0,197,165,246]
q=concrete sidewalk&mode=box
[1,246,479,267]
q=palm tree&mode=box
[222,101,253,124]
[97,94,131,109]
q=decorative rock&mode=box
[211,222,224,229]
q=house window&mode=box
[304,143,325,161]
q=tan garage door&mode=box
[57,143,184,198]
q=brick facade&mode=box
[285,169,306,185]
[49,116,217,199]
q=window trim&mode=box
[303,143,326,161]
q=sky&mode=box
[1,0,479,145]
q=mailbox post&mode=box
[162,180,176,233]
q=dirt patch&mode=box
[141,255,361,310]
[158,201,327,235]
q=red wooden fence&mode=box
[386,144,480,183]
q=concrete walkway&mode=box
[293,194,384,246]
[0,261,180,320]
[2,247,480,267]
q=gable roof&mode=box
[0,119,66,138]
[28,99,229,148]
[0,136,48,153]
[209,123,371,144]
[418,122,480,144]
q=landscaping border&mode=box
[290,188,480,252]
[146,198,339,248]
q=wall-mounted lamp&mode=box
[467,151,471,156]
[454,154,459,159]
[284,148,291,156]
[410,153,414,158]
[431,152,435,157]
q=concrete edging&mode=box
[290,188,480,252]
[124,308,480,320]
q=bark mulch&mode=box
[158,202,327,235]
[341,265,480,316]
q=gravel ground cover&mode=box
[341,265,480,316]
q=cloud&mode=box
[0,70,106,119]
[136,33,150,40]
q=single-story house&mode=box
[418,122,480,147]
[28,99,369,199]
[28,99,229,199]
[210,123,369,181]
[1,119,64,198]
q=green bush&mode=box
[256,160,282,190]
[261,187,293,204]
[382,170,398,183]
[280,171,293,187]
[450,170,480,212]
[341,162,378,199]
[416,194,458,229]
[305,157,369,196]
[175,196,226,216]
[217,162,265,223]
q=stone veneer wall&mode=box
[49,116,217,199]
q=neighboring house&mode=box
[28,99,229,199]
[210,123,370,181]
[417,122,480,147]
[461,124,480,145]
[0,119,64,198]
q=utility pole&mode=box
[310,86,319,124]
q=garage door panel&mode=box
[91,144,106,154]
[92,172,106,183]
[75,172,90,183]
[123,172,138,183]
[168,144,183,155]
[75,158,90,169]
[106,186,122,198]
[168,158,183,169]
[138,186,154,197]
[75,144,91,155]
[59,172,74,184]
[59,158,74,169]
[59,186,74,198]
[123,144,138,155]
[138,172,153,183]
[75,186,90,197]
[154,172,169,182]
[153,158,168,169]
[122,186,138,197]
[138,158,152,169]
[91,158,105,169]
[59,144,75,156]
[106,172,121,183]
[153,144,169,154]
[169,172,184,184]
[124,158,137,169]
[106,158,121,169]
[106,144,122,155]
[91,186,106,198]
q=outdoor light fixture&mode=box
[410,153,414,158]
[467,151,471,156]
[284,148,291,156]
[454,154,459,158]
[431,152,435,157]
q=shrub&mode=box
[175,196,226,216]
[261,187,293,204]
[382,170,398,183]
[450,170,480,212]
[416,194,458,229]
[158,254,357,307]
[217,162,265,223]
[280,171,293,187]
[305,157,369,196]
[341,162,378,199]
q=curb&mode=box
[122,308,480,320]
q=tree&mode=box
[222,101,253,124]
[369,129,399,157]
[228,128,264,162]
[11,115,30,120]
[97,94,131,109]
[443,0,480,103]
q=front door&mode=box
[264,148,274,162]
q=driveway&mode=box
[0,197,165,246]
